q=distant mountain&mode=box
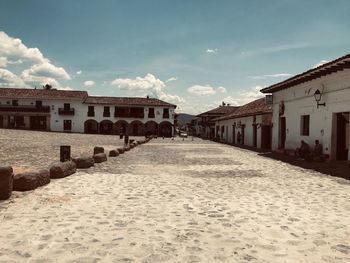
[177,113,194,125]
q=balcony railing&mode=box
[87,111,95,117]
[114,113,144,118]
[58,108,75,115]
[148,113,155,118]
[163,113,169,119]
[0,105,50,113]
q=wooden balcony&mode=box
[0,105,50,113]
[58,108,75,115]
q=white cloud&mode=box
[188,85,216,96]
[111,73,185,104]
[213,86,265,109]
[0,31,47,64]
[249,73,292,79]
[0,57,8,67]
[0,31,72,90]
[111,73,165,93]
[158,92,185,104]
[187,85,227,96]
[313,60,329,68]
[206,48,218,54]
[239,86,264,101]
[166,76,178,82]
[76,70,82,75]
[217,86,227,93]
[84,80,95,87]
[0,68,26,87]
[22,62,71,80]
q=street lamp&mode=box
[314,89,326,108]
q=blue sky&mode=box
[0,0,350,114]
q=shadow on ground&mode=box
[216,141,350,180]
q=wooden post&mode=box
[60,145,71,162]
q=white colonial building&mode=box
[214,98,272,149]
[193,104,238,139]
[261,54,350,160]
[0,87,177,137]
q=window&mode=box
[15,116,25,126]
[88,106,95,117]
[114,107,144,118]
[103,106,110,117]
[163,108,169,118]
[64,103,70,110]
[301,115,310,136]
[63,120,72,131]
[36,100,42,107]
[12,100,18,106]
[148,108,155,118]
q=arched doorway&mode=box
[84,119,99,134]
[114,120,129,135]
[159,121,173,138]
[129,120,145,136]
[99,120,113,134]
[145,121,158,136]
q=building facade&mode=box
[0,88,177,137]
[261,54,350,160]
[214,98,272,149]
[194,104,238,139]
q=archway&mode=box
[129,120,145,136]
[84,119,99,134]
[159,121,173,138]
[114,120,129,135]
[99,120,113,134]
[145,121,158,136]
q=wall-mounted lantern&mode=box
[314,89,326,108]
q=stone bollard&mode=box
[72,156,95,169]
[93,146,104,155]
[93,153,107,163]
[109,150,119,157]
[50,161,77,179]
[117,148,125,154]
[124,145,131,151]
[60,145,71,162]
[0,166,13,200]
[37,169,50,187]
[124,135,129,145]
[13,169,50,192]
[14,172,39,191]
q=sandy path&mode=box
[0,129,139,171]
[0,138,350,262]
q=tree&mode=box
[43,84,53,90]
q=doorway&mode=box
[0,115,3,128]
[30,116,47,130]
[261,125,272,149]
[279,117,286,149]
[253,124,257,147]
[63,120,72,131]
[336,112,349,160]
[241,125,245,145]
[232,124,236,144]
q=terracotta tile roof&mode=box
[197,105,239,117]
[261,53,350,93]
[84,96,177,107]
[215,98,272,121]
[0,88,88,100]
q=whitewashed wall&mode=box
[79,105,175,124]
[215,115,269,148]
[0,97,175,133]
[270,68,350,159]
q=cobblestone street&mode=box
[0,132,350,263]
